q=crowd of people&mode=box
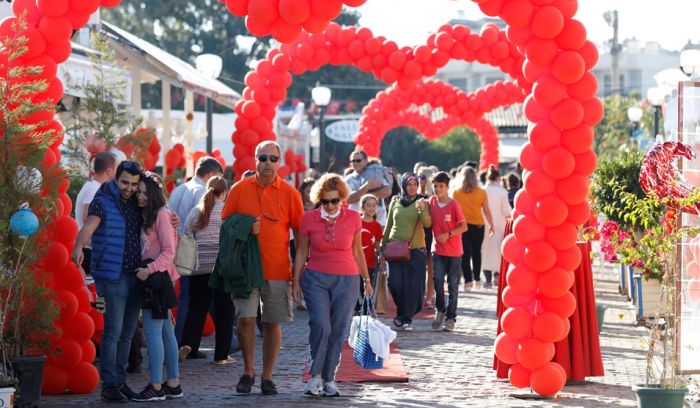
[71,140,522,402]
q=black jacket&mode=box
[140,259,177,319]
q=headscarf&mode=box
[399,172,426,207]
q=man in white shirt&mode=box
[344,150,392,225]
[168,157,223,349]
[75,151,117,275]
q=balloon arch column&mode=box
[4,0,602,397]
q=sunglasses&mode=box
[257,154,279,163]
[319,198,341,205]
[350,159,363,164]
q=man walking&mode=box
[345,150,392,225]
[71,161,144,403]
[75,151,117,276]
[221,141,304,396]
[168,157,223,347]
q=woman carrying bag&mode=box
[380,173,432,331]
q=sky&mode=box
[355,0,700,52]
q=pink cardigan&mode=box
[141,207,179,281]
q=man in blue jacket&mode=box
[72,161,145,403]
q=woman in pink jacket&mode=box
[133,171,183,402]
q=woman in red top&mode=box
[291,174,373,398]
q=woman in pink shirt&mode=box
[291,174,373,398]
[133,171,182,402]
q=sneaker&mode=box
[260,379,278,396]
[443,319,456,332]
[236,374,255,394]
[483,282,493,289]
[118,384,139,401]
[178,345,191,362]
[323,381,341,397]
[161,383,183,399]
[131,384,166,402]
[472,281,482,290]
[432,311,446,330]
[101,385,127,403]
[403,323,413,331]
[304,376,324,396]
[463,282,472,292]
[392,317,404,329]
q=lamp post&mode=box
[627,105,643,139]
[647,86,664,138]
[195,54,223,154]
[603,10,620,95]
[311,85,331,171]
[680,49,700,80]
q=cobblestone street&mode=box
[44,253,699,407]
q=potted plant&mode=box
[0,17,62,407]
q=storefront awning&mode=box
[101,22,240,110]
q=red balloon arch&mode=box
[3,0,603,397]
[355,79,526,167]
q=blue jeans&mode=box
[388,249,427,324]
[94,274,142,387]
[142,309,179,384]
[175,275,190,344]
[301,269,360,382]
[433,254,462,320]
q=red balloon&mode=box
[545,222,578,251]
[502,286,536,309]
[561,124,594,155]
[55,216,79,249]
[514,190,537,215]
[43,40,72,63]
[540,291,577,318]
[18,28,46,59]
[202,313,215,337]
[37,0,69,17]
[42,363,68,394]
[62,312,95,342]
[578,41,599,69]
[523,241,557,272]
[310,0,342,20]
[225,0,249,16]
[582,97,605,127]
[55,263,84,291]
[574,149,597,176]
[529,121,561,152]
[500,0,534,29]
[248,0,279,24]
[523,170,556,198]
[270,18,302,43]
[502,234,525,265]
[39,16,73,46]
[535,195,569,227]
[538,267,575,298]
[532,312,566,343]
[501,307,533,339]
[551,98,584,129]
[542,147,575,180]
[506,264,539,294]
[509,364,532,389]
[50,338,83,369]
[513,215,546,243]
[81,340,96,363]
[70,0,101,15]
[165,149,182,168]
[57,290,79,321]
[516,337,555,370]
[551,51,586,84]
[494,332,519,365]
[67,362,99,394]
[556,19,587,50]
[12,0,42,24]
[530,362,566,396]
[525,38,558,66]
[278,0,311,24]
[556,244,583,271]
[531,6,564,39]
[519,143,544,171]
[533,75,567,107]
[556,174,590,206]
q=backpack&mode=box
[174,231,198,276]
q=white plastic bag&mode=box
[349,315,396,360]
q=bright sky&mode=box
[355,0,700,52]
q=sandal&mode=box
[214,356,236,365]
[393,317,404,329]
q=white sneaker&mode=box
[472,281,482,290]
[304,376,323,396]
[323,381,340,397]
[403,323,413,331]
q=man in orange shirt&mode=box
[221,141,304,396]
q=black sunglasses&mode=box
[350,159,363,163]
[319,198,341,205]
[257,154,279,163]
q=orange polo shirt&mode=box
[221,175,304,280]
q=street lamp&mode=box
[195,53,223,154]
[311,85,331,171]
[627,105,643,139]
[680,49,700,80]
[647,86,665,138]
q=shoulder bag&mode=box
[174,231,198,276]
[383,216,422,262]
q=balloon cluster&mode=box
[221,0,367,43]
[233,21,526,176]
[279,148,307,179]
[115,128,161,170]
[477,0,603,396]
[355,79,526,166]
[164,144,187,193]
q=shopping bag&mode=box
[352,298,384,369]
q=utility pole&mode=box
[604,10,621,95]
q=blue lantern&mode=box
[10,208,39,238]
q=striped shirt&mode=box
[184,200,224,275]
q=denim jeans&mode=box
[301,269,360,382]
[142,309,179,384]
[433,254,462,320]
[94,273,142,387]
[387,249,427,324]
[175,275,190,344]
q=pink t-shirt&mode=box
[429,196,465,257]
[300,208,362,275]
[141,207,179,281]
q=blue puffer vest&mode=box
[91,180,127,282]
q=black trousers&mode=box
[388,249,427,325]
[180,274,235,361]
[461,224,485,282]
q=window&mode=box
[447,78,467,91]
[619,74,626,96]
[604,75,611,95]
